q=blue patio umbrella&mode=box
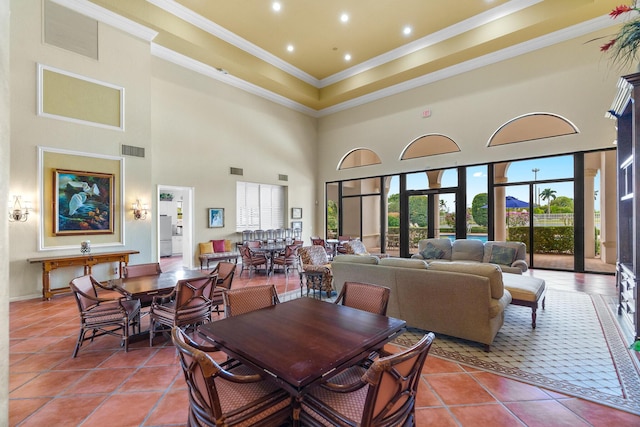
[482,196,529,208]
[505,195,529,208]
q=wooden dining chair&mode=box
[222,284,280,317]
[335,281,391,316]
[69,275,141,357]
[149,274,217,346]
[300,332,435,427]
[210,261,236,314]
[171,327,292,427]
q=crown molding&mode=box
[150,44,318,117]
[49,0,158,41]
[147,0,319,87]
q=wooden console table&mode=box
[28,250,140,300]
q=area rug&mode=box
[393,288,640,415]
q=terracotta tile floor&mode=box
[9,261,640,426]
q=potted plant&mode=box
[601,3,640,70]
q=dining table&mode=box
[108,269,210,302]
[197,297,406,425]
[251,243,286,275]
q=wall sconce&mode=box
[132,199,148,220]
[9,195,30,222]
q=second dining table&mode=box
[197,297,406,425]
[109,269,210,302]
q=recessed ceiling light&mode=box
[403,26,412,36]
[344,53,351,61]
[272,2,281,12]
[287,44,294,52]
[340,13,349,23]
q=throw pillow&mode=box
[490,245,517,265]
[420,242,445,259]
[211,239,226,253]
[224,239,232,252]
[199,241,214,254]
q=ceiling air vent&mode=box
[230,167,244,176]
[278,174,288,181]
[121,144,145,158]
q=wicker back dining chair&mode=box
[123,262,162,278]
[149,274,217,346]
[210,261,236,314]
[171,327,292,427]
[239,245,268,277]
[272,243,299,276]
[69,275,141,357]
[300,332,435,427]
[222,284,280,317]
[335,281,391,316]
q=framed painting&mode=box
[208,208,224,228]
[292,207,302,219]
[54,169,114,235]
[291,221,302,232]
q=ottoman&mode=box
[502,273,546,329]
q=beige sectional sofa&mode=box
[331,255,512,349]
[411,238,528,274]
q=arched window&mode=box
[400,134,460,160]
[487,112,578,147]
[338,148,381,170]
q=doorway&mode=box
[157,185,194,270]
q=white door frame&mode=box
[157,185,195,269]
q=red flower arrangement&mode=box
[601,3,640,68]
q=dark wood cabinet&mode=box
[610,73,640,342]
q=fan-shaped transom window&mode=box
[338,148,381,170]
[400,134,460,160]
[487,112,578,147]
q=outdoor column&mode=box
[495,178,507,241]
[584,168,597,258]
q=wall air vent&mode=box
[278,174,288,181]
[121,144,145,158]
[230,167,244,176]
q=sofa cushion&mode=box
[332,254,379,265]
[428,261,504,299]
[378,258,428,269]
[489,245,517,265]
[451,239,485,262]
[483,241,526,265]
[416,238,452,260]
[420,242,445,260]
[199,241,214,254]
[211,239,226,253]
[224,239,233,252]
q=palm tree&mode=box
[539,188,557,214]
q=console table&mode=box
[28,250,140,300]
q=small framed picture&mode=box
[208,208,224,228]
[292,207,302,219]
[291,220,302,232]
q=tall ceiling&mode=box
[81,0,621,115]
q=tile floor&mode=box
[9,261,640,426]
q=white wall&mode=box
[314,28,627,232]
[8,1,317,299]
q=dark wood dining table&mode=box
[251,243,286,275]
[197,297,406,425]
[108,269,210,301]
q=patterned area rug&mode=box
[393,289,640,415]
